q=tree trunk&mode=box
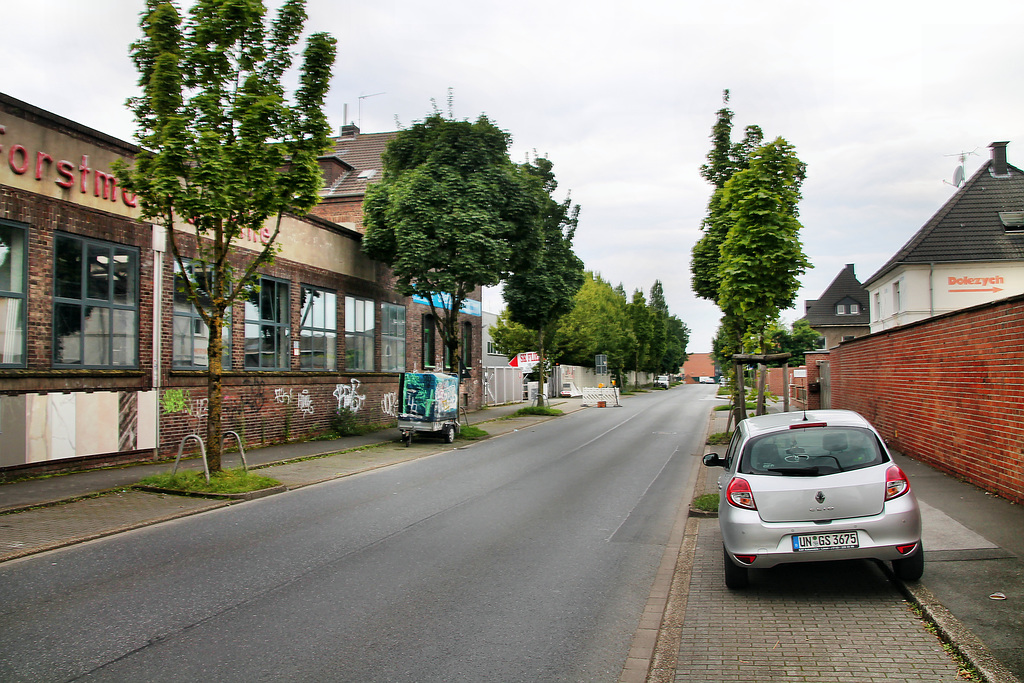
[756,363,767,415]
[536,329,545,407]
[733,361,746,425]
[206,309,224,472]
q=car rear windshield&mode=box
[739,426,887,476]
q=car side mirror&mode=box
[703,453,727,468]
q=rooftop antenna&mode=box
[358,92,386,129]
[943,148,978,188]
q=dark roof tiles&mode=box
[865,158,1024,285]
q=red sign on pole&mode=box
[508,351,539,368]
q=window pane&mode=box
[54,237,82,299]
[113,251,135,304]
[325,331,336,370]
[112,309,136,366]
[0,224,26,293]
[54,303,82,364]
[83,306,111,365]
[324,292,336,331]
[87,245,110,300]
[173,316,193,365]
[244,322,260,368]
[0,297,24,365]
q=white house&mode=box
[865,141,1024,332]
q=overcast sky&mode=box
[3,1,1022,352]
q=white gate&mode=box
[483,366,524,405]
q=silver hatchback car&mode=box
[703,410,923,589]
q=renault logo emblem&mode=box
[815,491,826,504]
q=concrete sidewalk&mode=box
[682,408,1023,683]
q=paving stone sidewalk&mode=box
[674,519,964,682]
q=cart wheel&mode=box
[442,424,455,443]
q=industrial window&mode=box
[244,277,290,370]
[345,296,374,371]
[299,286,337,371]
[172,259,231,369]
[53,233,138,368]
[0,220,27,367]
[382,302,406,372]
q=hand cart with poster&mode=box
[397,372,461,446]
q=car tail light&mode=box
[733,554,757,565]
[896,543,918,555]
[726,477,757,510]
[885,465,911,500]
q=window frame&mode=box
[381,302,406,373]
[52,232,139,369]
[344,295,375,372]
[299,285,337,371]
[0,219,28,368]
[244,276,291,371]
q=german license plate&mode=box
[792,531,859,551]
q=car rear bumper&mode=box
[719,495,922,568]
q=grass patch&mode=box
[707,431,732,445]
[138,467,281,495]
[512,406,564,417]
[714,402,755,411]
[692,493,719,511]
[457,425,489,440]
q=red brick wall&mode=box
[828,295,1024,504]
[682,353,716,383]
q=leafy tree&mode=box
[503,157,584,405]
[717,137,809,420]
[489,309,536,358]
[116,0,336,471]
[551,272,632,386]
[717,137,808,346]
[766,318,823,366]
[625,290,653,388]
[691,90,763,303]
[362,111,541,376]
[662,314,690,374]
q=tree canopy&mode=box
[116,0,336,471]
[502,156,584,405]
[362,111,542,372]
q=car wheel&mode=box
[892,542,924,581]
[723,546,749,589]
[442,424,455,443]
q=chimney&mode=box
[990,141,1009,176]
[340,124,360,138]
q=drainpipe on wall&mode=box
[929,263,935,316]
[152,223,166,451]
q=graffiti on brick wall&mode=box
[241,376,266,414]
[274,387,316,415]
[334,379,366,413]
[160,388,189,414]
[381,391,398,417]
[296,389,314,415]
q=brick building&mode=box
[0,93,482,475]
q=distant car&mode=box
[654,375,670,389]
[699,376,716,384]
[703,410,923,589]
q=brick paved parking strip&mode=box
[0,491,228,562]
[675,519,964,682]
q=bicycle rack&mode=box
[172,431,248,482]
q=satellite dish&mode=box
[952,165,965,187]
